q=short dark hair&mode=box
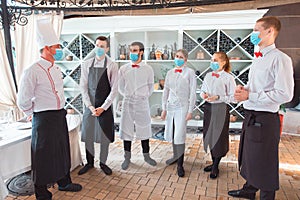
[131,41,144,52]
[257,16,281,37]
[95,36,110,47]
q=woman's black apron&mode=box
[31,109,70,185]
[239,109,280,191]
[81,58,114,143]
[203,102,229,158]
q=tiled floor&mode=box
[5,132,300,200]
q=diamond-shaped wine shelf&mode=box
[183,32,198,53]
[201,31,218,55]
[219,31,236,53]
[81,36,95,59]
[68,36,80,58]
[240,36,254,56]
[70,65,81,84]
[71,94,83,114]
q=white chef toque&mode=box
[36,18,59,49]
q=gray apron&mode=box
[203,102,229,158]
[81,58,114,143]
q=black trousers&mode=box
[243,182,275,200]
[123,139,149,153]
[34,172,71,200]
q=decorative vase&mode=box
[119,44,127,60]
[162,45,169,60]
[149,44,156,60]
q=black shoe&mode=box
[203,164,213,172]
[78,164,93,175]
[177,166,185,177]
[58,183,82,192]
[209,168,219,179]
[100,163,112,175]
[228,189,256,200]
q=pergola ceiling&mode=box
[7,0,300,17]
[10,0,254,17]
[13,0,251,10]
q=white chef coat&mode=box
[17,58,65,116]
[200,70,236,104]
[243,44,294,112]
[80,55,119,110]
[162,66,196,144]
[118,62,154,141]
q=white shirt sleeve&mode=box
[220,74,237,103]
[80,61,92,107]
[17,69,35,116]
[188,70,197,113]
[148,67,154,97]
[118,66,125,96]
[162,71,170,111]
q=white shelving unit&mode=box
[58,9,268,128]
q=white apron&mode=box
[164,102,188,144]
[120,96,152,141]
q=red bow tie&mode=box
[132,64,139,68]
[212,72,219,78]
[175,68,182,73]
[254,51,263,58]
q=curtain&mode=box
[14,11,64,83]
[0,30,19,122]
[0,11,64,121]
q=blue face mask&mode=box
[250,31,261,45]
[174,58,185,67]
[95,47,105,57]
[130,53,139,62]
[53,49,64,61]
[210,62,219,71]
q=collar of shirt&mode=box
[38,57,54,69]
[260,44,276,57]
[94,56,105,68]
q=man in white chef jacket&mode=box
[17,18,82,200]
[118,41,157,170]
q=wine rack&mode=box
[59,10,267,122]
[184,28,254,122]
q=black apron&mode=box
[31,109,70,185]
[203,102,229,158]
[239,109,280,191]
[81,58,114,143]
[95,59,114,143]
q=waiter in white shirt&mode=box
[78,36,118,176]
[118,41,157,170]
[228,16,294,200]
[161,49,196,177]
[17,18,82,200]
[200,51,236,179]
